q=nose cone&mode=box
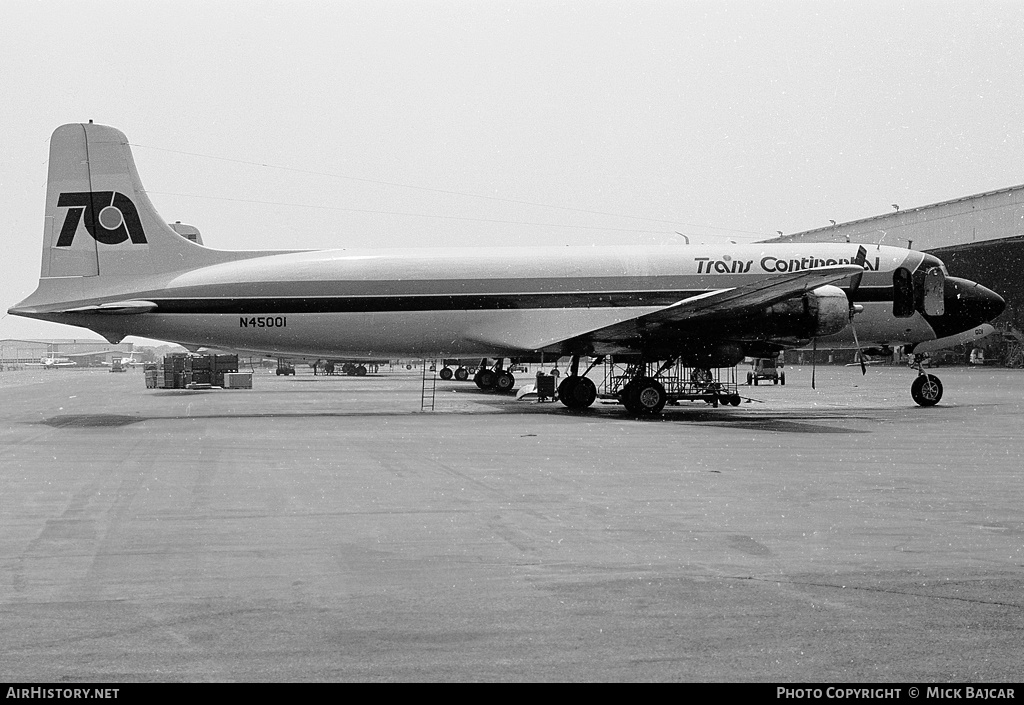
[928,277,1006,338]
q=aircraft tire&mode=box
[454,367,469,381]
[780,373,785,385]
[911,374,943,406]
[439,367,453,380]
[730,394,742,406]
[622,377,667,416]
[558,376,596,409]
[356,365,367,376]
[495,371,515,393]
[476,369,498,390]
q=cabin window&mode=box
[893,268,914,318]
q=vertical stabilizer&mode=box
[40,123,227,280]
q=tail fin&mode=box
[41,122,226,279]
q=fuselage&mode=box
[11,242,1003,359]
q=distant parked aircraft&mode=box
[25,356,76,369]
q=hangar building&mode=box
[771,184,1024,365]
[0,339,135,369]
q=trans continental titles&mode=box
[694,255,881,275]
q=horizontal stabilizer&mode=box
[60,300,158,315]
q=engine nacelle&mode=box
[764,285,851,338]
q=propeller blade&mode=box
[811,337,817,390]
[848,245,867,295]
[850,322,867,375]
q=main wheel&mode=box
[476,369,497,390]
[454,367,469,381]
[558,376,597,409]
[622,377,667,416]
[439,367,453,380]
[911,374,943,406]
[494,370,515,393]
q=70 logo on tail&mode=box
[56,192,147,246]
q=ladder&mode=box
[420,358,438,411]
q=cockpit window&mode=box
[919,253,948,275]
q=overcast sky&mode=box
[3,0,1024,342]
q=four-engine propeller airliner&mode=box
[8,123,1006,411]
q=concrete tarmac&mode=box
[1,364,1022,682]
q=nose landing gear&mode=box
[910,370,943,406]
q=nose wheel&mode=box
[911,373,943,406]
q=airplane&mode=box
[25,355,77,369]
[7,122,1006,411]
[106,351,145,368]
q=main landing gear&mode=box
[439,359,470,381]
[614,359,680,416]
[619,376,667,415]
[474,358,516,394]
[556,355,601,411]
[439,366,471,381]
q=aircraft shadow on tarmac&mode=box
[34,411,486,428]
[36,406,869,433]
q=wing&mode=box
[543,264,863,354]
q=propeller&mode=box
[848,246,868,375]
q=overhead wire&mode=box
[132,143,768,239]
[146,191,678,234]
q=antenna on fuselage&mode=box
[675,232,690,245]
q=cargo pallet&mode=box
[148,353,244,389]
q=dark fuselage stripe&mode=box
[145,287,897,315]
